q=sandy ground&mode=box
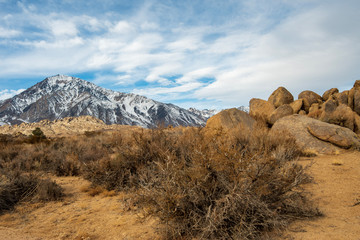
[0,177,160,240]
[0,151,359,239]
[280,151,360,240]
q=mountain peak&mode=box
[47,74,74,82]
[0,75,208,128]
[43,74,78,87]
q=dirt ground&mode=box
[280,151,360,240]
[0,151,359,240]
[0,177,160,240]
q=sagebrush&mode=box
[0,125,320,239]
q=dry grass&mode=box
[0,125,320,239]
[0,171,64,213]
[130,126,320,239]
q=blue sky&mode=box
[0,0,359,109]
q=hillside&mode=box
[0,115,139,137]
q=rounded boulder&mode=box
[268,87,294,108]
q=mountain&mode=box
[188,108,220,119]
[0,74,207,128]
[188,106,249,120]
[237,106,249,113]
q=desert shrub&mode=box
[76,126,317,239]
[0,125,319,238]
[0,171,64,213]
[28,127,48,144]
[128,126,320,239]
[82,130,158,190]
[35,178,64,201]
[0,132,118,177]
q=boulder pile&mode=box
[206,80,360,155]
[249,80,360,134]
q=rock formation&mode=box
[0,115,140,137]
[268,87,294,108]
[268,104,293,125]
[205,108,255,132]
[271,115,360,154]
[249,80,360,134]
[249,98,275,122]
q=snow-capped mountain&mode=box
[188,108,220,119]
[0,74,206,128]
[188,106,249,120]
[237,106,249,113]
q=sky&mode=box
[0,0,359,110]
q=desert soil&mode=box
[0,177,160,240]
[280,151,360,240]
[0,151,359,240]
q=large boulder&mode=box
[268,87,294,108]
[309,103,320,114]
[322,96,338,113]
[354,80,360,88]
[348,88,355,110]
[320,104,355,131]
[335,90,349,105]
[354,89,360,115]
[307,122,360,149]
[268,104,293,125]
[205,108,255,131]
[349,81,360,111]
[249,98,275,123]
[298,90,322,112]
[354,114,360,134]
[322,88,339,102]
[270,115,360,154]
[290,99,303,114]
[300,98,311,113]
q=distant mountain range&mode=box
[0,75,215,128]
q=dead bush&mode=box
[0,171,64,213]
[0,126,319,238]
[132,126,320,239]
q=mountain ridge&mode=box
[0,74,209,128]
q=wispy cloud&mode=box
[0,26,20,38]
[0,89,25,100]
[0,0,359,109]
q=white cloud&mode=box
[110,21,134,34]
[0,89,25,100]
[145,63,181,83]
[134,81,204,97]
[166,36,202,51]
[176,67,216,84]
[0,1,359,110]
[0,26,20,38]
[49,20,78,37]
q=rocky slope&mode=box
[0,115,140,137]
[0,75,206,128]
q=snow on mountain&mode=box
[188,106,249,121]
[237,106,249,113]
[0,74,206,128]
[188,108,220,120]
